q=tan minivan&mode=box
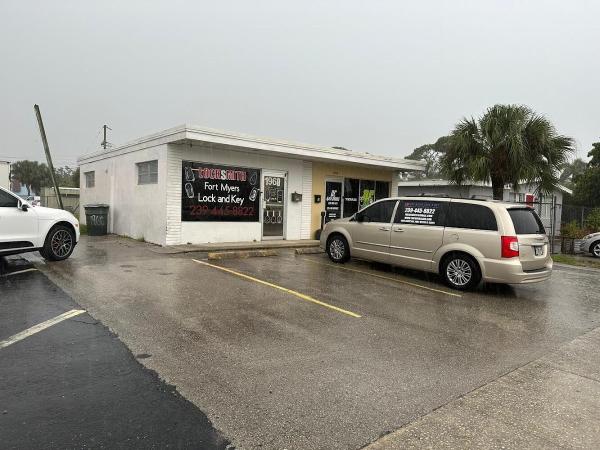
[319,196,552,290]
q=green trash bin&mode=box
[84,204,109,236]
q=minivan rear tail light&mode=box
[501,236,519,258]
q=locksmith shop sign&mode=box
[182,161,260,221]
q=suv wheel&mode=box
[591,241,600,258]
[42,225,75,261]
[327,235,350,263]
[441,254,481,290]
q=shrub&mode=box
[560,220,587,238]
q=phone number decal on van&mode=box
[400,201,438,225]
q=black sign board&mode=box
[181,161,260,222]
[343,178,359,218]
[325,181,342,222]
[398,200,441,226]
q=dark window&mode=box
[508,208,545,234]
[343,178,359,218]
[446,202,498,231]
[375,181,390,200]
[0,189,18,207]
[394,200,446,226]
[360,200,397,223]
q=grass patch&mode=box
[552,254,600,269]
[79,224,88,235]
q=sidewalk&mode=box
[365,326,600,449]
[150,239,320,254]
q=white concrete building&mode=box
[78,125,423,246]
[0,161,10,190]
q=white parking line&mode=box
[1,268,38,277]
[0,309,86,349]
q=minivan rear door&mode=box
[507,208,549,270]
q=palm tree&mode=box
[440,105,574,200]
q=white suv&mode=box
[0,186,80,261]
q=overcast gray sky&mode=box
[1,0,598,167]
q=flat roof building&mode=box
[78,125,424,246]
[0,161,10,190]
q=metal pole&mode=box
[34,104,64,210]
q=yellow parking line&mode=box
[192,259,362,318]
[302,258,461,298]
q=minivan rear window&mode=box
[508,208,546,234]
[446,202,498,231]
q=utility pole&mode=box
[34,104,64,210]
[101,124,112,149]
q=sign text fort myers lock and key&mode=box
[181,161,261,222]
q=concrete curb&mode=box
[207,249,278,260]
[151,240,320,255]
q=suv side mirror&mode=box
[18,200,29,212]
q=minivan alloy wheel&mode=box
[329,239,345,261]
[51,229,73,258]
[446,258,472,286]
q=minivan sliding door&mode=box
[389,200,447,270]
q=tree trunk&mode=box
[491,176,504,200]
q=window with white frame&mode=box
[84,171,95,188]
[137,160,158,185]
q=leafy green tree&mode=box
[10,160,51,195]
[405,136,451,178]
[586,208,600,231]
[54,166,79,187]
[572,142,600,207]
[440,104,574,200]
[588,142,600,167]
[559,158,587,187]
[572,167,600,207]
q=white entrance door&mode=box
[262,171,286,240]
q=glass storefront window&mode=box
[342,178,359,218]
[359,180,375,209]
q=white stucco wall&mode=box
[166,143,312,245]
[79,145,168,245]
[0,162,9,190]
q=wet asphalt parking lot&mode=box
[0,261,229,449]
[3,236,600,449]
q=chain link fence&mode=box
[511,200,598,254]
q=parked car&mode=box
[581,232,600,258]
[320,196,552,290]
[0,186,79,261]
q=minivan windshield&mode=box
[508,208,546,234]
